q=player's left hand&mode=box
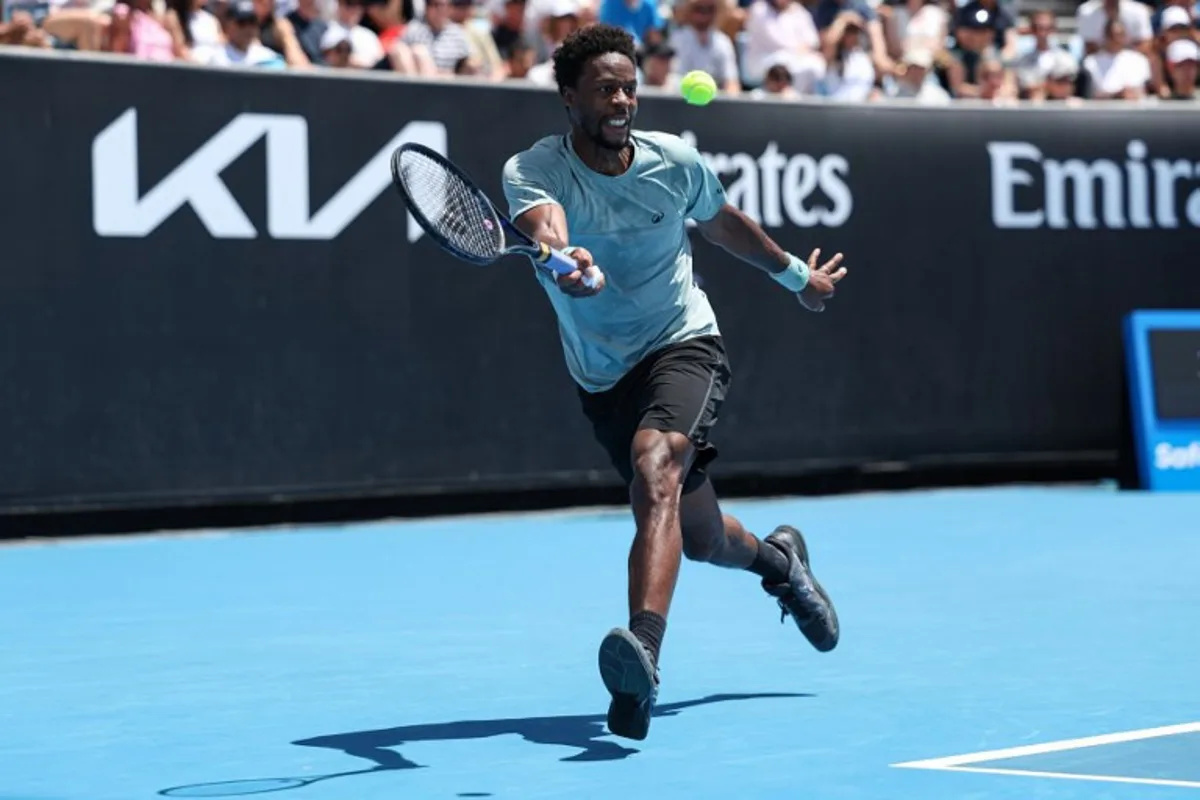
[797,248,847,313]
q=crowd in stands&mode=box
[2,0,1197,101]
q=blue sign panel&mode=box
[1124,311,1200,491]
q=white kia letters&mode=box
[92,108,447,242]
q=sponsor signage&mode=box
[1125,311,1200,491]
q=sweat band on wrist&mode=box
[769,254,810,293]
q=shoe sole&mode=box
[598,628,656,702]
[769,526,840,652]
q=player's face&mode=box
[570,53,638,151]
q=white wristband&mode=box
[769,255,810,293]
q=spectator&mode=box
[940,4,1001,97]
[749,59,803,96]
[485,0,594,47]
[249,0,312,65]
[880,0,948,63]
[503,33,537,76]
[1038,48,1083,103]
[491,0,527,58]
[742,0,822,89]
[1082,18,1151,99]
[975,55,1017,101]
[1162,37,1198,98]
[361,0,409,54]
[954,0,1017,58]
[0,10,52,47]
[165,0,225,56]
[319,19,355,62]
[1154,0,1197,38]
[1076,0,1152,54]
[39,1,110,52]
[193,0,288,65]
[525,0,580,83]
[533,0,580,62]
[334,0,387,66]
[884,46,951,102]
[1010,9,1067,99]
[447,0,506,76]
[285,0,329,63]
[639,40,681,88]
[814,0,892,77]
[401,0,477,72]
[108,0,181,61]
[669,0,741,93]
[817,12,878,100]
[597,0,663,46]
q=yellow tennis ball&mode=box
[680,70,717,106]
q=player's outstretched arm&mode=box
[695,203,847,313]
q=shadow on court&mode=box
[158,693,810,797]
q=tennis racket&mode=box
[390,143,601,289]
[158,766,391,796]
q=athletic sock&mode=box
[629,610,666,669]
[748,537,790,584]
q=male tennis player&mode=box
[501,23,847,742]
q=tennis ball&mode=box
[680,70,717,106]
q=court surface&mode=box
[2,483,1198,800]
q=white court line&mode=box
[892,722,1200,789]
[928,766,1200,790]
[893,722,1200,769]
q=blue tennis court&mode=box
[3,484,1198,800]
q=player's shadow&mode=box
[296,692,809,767]
[158,692,809,796]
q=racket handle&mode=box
[543,247,602,290]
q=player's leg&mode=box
[678,473,840,653]
[578,337,722,741]
[625,426,693,620]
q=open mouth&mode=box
[602,116,630,131]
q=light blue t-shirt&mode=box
[501,130,728,393]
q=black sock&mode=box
[629,610,666,668]
[748,537,790,584]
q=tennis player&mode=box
[501,23,847,742]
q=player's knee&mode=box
[630,430,688,506]
[681,532,719,562]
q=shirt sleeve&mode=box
[661,136,727,222]
[501,149,562,220]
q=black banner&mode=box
[1,51,1197,515]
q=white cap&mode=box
[1166,38,1199,64]
[1160,5,1192,29]
[1045,49,1079,79]
[547,0,578,16]
[321,24,352,50]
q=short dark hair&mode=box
[552,24,638,94]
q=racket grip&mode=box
[544,247,602,289]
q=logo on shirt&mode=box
[679,131,853,229]
[651,211,664,224]
[91,108,448,242]
[988,139,1200,230]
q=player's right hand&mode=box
[798,248,847,313]
[554,247,605,298]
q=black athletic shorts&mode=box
[578,335,731,493]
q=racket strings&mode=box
[397,152,504,260]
